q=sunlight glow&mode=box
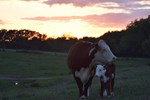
[0,0,149,38]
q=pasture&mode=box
[0,50,150,100]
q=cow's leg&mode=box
[111,77,115,96]
[73,75,84,98]
[100,81,104,97]
[74,75,94,99]
[83,76,94,97]
[111,64,116,96]
[107,80,111,97]
[100,80,111,97]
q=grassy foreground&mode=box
[0,50,150,100]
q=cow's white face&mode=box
[95,65,106,78]
[94,40,117,64]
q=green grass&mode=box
[0,50,69,76]
[0,50,150,100]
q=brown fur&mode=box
[68,41,98,71]
[67,41,98,98]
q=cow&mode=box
[95,63,116,97]
[67,40,116,100]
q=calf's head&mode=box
[95,65,106,78]
[94,40,117,64]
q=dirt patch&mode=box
[16,50,43,54]
[0,75,51,82]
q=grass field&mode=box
[0,50,150,100]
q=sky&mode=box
[0,0,150,38]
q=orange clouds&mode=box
[0,20,5,24]
[21,13,136,28]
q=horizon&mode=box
[0,0,150,38]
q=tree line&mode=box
[99,15,150,57]
[0,15,150,57]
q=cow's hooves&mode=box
[78,95,87,100]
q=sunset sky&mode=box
[0,0,150,38]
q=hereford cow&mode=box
[95,63,116,97]
[67,40,116,99]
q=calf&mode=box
[95,63,116,97]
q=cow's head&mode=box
[94,40,117,64]
[95,65,106,78]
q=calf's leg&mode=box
[111,77,115,96]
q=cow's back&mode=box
[68,41,97,71]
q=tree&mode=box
[0,29,7,51]
[142,39,150,57]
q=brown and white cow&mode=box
[95,63,116,97]
[67,40,116,100]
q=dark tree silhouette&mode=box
[0,29,7,51]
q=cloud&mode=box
[42,0,150,8]
[86,11,150,28]
[20,0,39,1]
[22,16,81,22]
[83,13,131,28]
[43,0,100,7]
[21,0,150,29]
[6,0,150,9]
[131,9,150,19]
[22,12,141,28]
[22,16,53,21]
[22,9,150,28]
[0,20,5,24]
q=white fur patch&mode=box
[95,65,109,83]
[95,65,106,77]
[89,47,95,56]
[112,73,115,78]
[103,90,108,97]
[103,75,109,83]
[79,95,86,100]
[87,87,90,97]
[75,67,90,84]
